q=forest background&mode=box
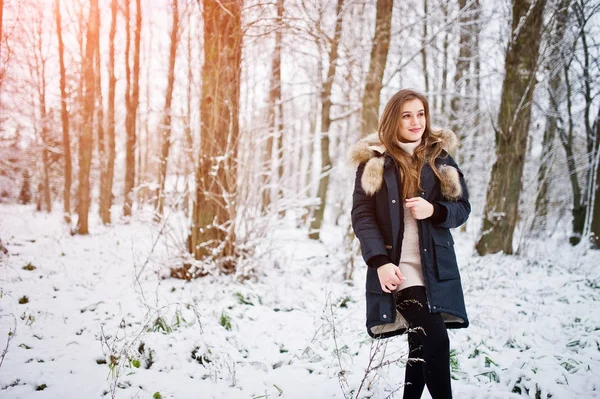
[0,0,600,398]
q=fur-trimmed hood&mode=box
[348,129,463,200]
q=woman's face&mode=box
[397,98,426,143]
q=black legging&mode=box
[396,286,452,399]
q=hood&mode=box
[348,128,459,167]
[348,129,462,199]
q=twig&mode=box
[327,294,349,396]
[354,338,387,398]
[0,314,17,369]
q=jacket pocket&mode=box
[432,231,460,280]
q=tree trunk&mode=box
[31,8,51,213]
[308,0,345,240]
[123,0,141,217]
[590,104,600,248]
[76,0,99,235]
[155,0,179,218]
[139,23,153,205]
[0,0,3,49]
[301,92,318,225]
[476,0,547,255]
[471,0,481,142]
[574,3,600,247]
[94,3,104,219]
[100,0,117,224]
[558,63,586,245]
[533,0,571,231]
[188,0,243,273]
[360,0,393,136]
[450,0,475,135]
[262,0,284,213]
[55,0,72,224]
[40,123,51,213]
[440,2,449,115]
[421,0,429,94]
[38,56,51,213]
[273,0,285,216]
[183,8,195,216]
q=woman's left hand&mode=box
[405,197,434,220]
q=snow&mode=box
[1,204,599,398]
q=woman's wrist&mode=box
[368,255,391,268]
[430,202,447,223]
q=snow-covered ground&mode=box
[1,204,599,398]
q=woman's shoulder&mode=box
[348,133,386,167]
[429,128,459,154]
[349,133,388,196]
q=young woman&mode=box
[350,89,470,399]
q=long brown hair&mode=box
[378,89,445,199]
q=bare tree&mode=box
[188,0,243,273]
[450,0,481,148]
[309,0,345,240]
[551,0,600,246]
[123,0,142,217]
[183,7,197,215]
[0,0,4,47]
[421,0,430,95]
[99,0,118,224]
[261,0,285,213]
[476,0,547,255]
[22,4,52,213]
[590,103,600,248]
[360,0,393,136]
[439,0,450,115]
[76,0,99,234]
[532,0,571,231]
[55,0,72,224]
[94,0,104,216]
[155,0,180,218]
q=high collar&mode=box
[397,139,421,156]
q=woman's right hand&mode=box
[377,263,406,293]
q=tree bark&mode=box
[360,0,393,136]
[476,0,547,255]
[55,0,72,224]
[421,0,429,94]
[94,2,105,219]
[76,0,99,234]
[0,0,4,48]
[450,0,476,135]
[123,0,141,217]
[590,104,600,248]
[100,0,118,224]
[183,7,195,216]
[155,0,179,217]
[189,0,243,273]
[533,0,571,231]
[440,1,449,115]
[308,0,345,240]
[262,0,284,213]
[31,7,51,213]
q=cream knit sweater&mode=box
[395,140,425,292]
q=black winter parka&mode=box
[350,131,470,339]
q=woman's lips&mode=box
[409,128,422,133]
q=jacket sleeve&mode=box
[432,155,471,229]
[351,162,389,266]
